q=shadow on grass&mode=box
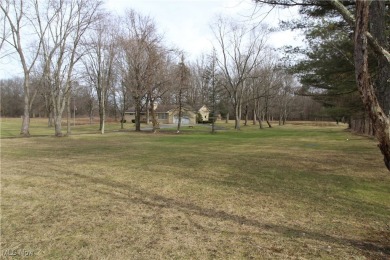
[67,172,390,258]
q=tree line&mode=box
[3,0,389,170]
[255,0,390,171]
[1,0,321,136]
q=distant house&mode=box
[125,104,200,125]
[197,105,210,123]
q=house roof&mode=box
[154,104,176,113]
[126,104,197,113]
[198,105,210,112]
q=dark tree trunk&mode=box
[120,112,125,129]
[255,108,263,129]
[354,1,390,171]
[48,111,53,127]
[135,96,141,132]
[253,108,257,125]
[97,90,104,131]
[244,104,248,126]
[370,1,390,116]
[177,88,182,133]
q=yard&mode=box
[1,118,389,259]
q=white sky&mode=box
[0,0,302,79]
[104,0,302,59]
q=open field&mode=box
[1,118,390,259]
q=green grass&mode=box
[1,118,389,259]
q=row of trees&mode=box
[1,0,318,137]
[0,73,323,120]
[2,0,389,170]
[254,0,390,171]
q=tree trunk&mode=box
[101,106,105,134]
[255,109,263,129]
[265,109,272,128]
[101,93,105,134]
[48,111,53,127]
[266,117,272,128]
[283,108,287,125]
[54,114,63,137]
[211,110,216,134]
[369,1,390,116]
[146,98,150,125]
[354,1,390,171]
[177,88,182,133]
[135,96,141,132]
[112,88,118,122]
[234,101,241,130]
[52,91,67,137]
[98,89,105,134]
[279,108,283,126]
[66,92,71,135]
[89,111,93,125]
[20,75,30,136]
[150,98,159,133]
[244,104,248,126]
[253,108,257,125]
[120,112,125,129]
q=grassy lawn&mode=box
[1,118,389,259]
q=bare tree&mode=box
[212,16,268,130]
[146,47,174,133]
[82,14,116,134]
[174,54,190,133]
[37,0,102,136]
[118,10,162,132]
[0,0,43,136]
[78,83,95,124]
[0,1,9,52]
[116,79,132,130]
[187,54,210,109]
[204,48,220,134]
[277,73,294,125]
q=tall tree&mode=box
[37,0,102,136]
[187,55,209,109]
[146,46,173,133]
[212,16,268,130]
[0,0,43,136]
[175,54,190,133]
[279,7,370,127]
[118,10,162,132]
[82,14,116,134]
[203,48,221,134]
[250,64,281,128]
[277,73,295,125]
[351,0,390,170]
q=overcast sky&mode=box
[0,0,301,79]
[104,0,301,59]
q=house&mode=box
[125,104,199,125]
[197,105,210,123]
